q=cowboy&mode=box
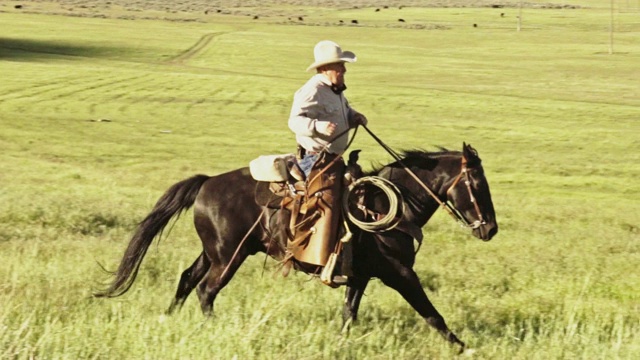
[286,40,368,280]
[288,40,368,176]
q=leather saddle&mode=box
[252,154,306,210]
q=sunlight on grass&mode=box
[1,2,639,358]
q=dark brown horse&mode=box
[95,143,498,352]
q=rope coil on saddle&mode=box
[342,176,405,233]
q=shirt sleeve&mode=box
[288,86,319,137]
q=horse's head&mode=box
[446,143,498,241]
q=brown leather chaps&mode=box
[289,152,345,267]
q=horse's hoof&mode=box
[462,348,476,356]
[340,318,353,335]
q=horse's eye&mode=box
[468,169,485,187]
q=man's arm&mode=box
[288,87,318,137]
[289,89,336,137]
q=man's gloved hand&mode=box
[352,113,368,127]
[315,121,337,136]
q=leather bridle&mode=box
[445,158,486,230]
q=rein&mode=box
[305,126,358,186]
[360,125,484,230]
[218,208,267,281]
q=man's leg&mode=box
[298,153,319,177]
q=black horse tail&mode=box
[94,174,210,298]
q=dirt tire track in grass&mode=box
[166,32,224,65]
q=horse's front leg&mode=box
[341,276,370,333]
[379,262,465,353]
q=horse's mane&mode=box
[401,147,461,160]
[364,147,462,176]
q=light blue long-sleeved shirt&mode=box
[288,74,356,154]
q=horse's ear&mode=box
[462,143,479,163]
[462,142,470,159]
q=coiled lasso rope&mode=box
[343,176,405,233]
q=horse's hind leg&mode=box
[166,252,210,315]
[195,250,250,316]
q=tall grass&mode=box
[1,3,639,359]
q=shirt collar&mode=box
[314,73,333,86]
[313,74,346,94]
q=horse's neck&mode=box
[381,155,461,225]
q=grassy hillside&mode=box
[1,2,639,359]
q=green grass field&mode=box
[1,1,639,359]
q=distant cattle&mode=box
[398,18,405,22]
[298,16,304,21]
[375,8,380,12]
[15,4,23,9]
[351,20,359,24]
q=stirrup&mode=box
[331,275,348,286]
[320,253,347,287]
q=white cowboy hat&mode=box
[306,40,357,72]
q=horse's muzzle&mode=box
[474,223,498,241]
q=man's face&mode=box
[320,62,347,86]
